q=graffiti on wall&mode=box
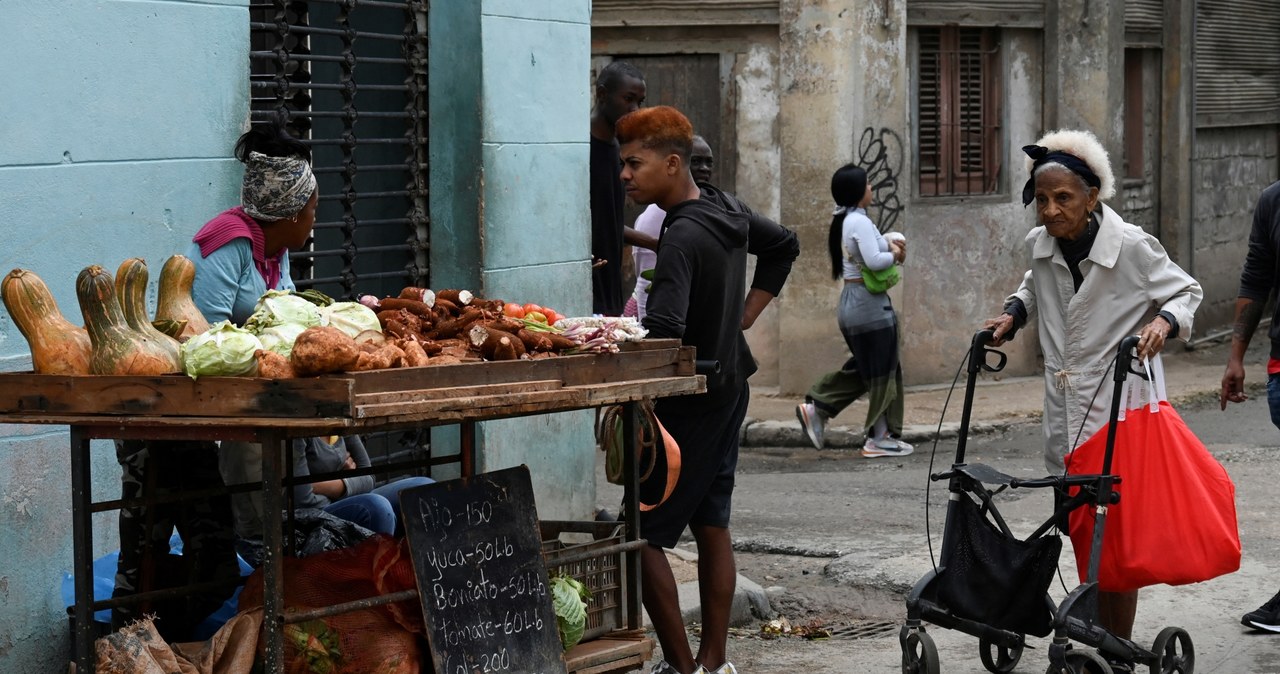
[857,127,904,233]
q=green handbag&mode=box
[861,264,901,294]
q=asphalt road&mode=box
[651,394,1280,673]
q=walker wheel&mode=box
[979,636,1023,673]
[901,629,940,674]
[1045,649,1113,674]
[1150,626,1194,674]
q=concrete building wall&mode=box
[430,0,597,520]
[733,44,784,386]
[0,1,249,670]
[1192,126,1280,332]
[904,28,1046,382]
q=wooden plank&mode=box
[357,388,577,419]
[356,377,705,428]
[354,379,564,408]
[0,416,356,438]
[348,344,694,394]
[565,635,653,673]
[0,373,354,419]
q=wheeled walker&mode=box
[899,331,1195,674]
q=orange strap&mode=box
[639,418,681,512]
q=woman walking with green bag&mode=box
[795,164,910,457]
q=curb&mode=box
[739,417,1034,449]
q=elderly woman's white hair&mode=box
[1023,129,1115,201]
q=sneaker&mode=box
[795,402,826,450]
[1242,590,1280,632]
[861,437,914,458]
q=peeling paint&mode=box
[3,483,36,518]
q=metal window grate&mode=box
[249,0,431,468]
[249,0,429,301]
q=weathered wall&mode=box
[733,44,784,386]
[1191,126,1280,332]
[1045,0,1125,161]
[776,0,908,395]
[0,1,249,670]
[904,28,1046,383]
[430,0,597,519]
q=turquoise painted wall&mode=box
[0,0,248,670]
[430,1,597,519]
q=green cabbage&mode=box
[244,290,322,334]
[257,322,309,358]
[551,575,590,651]
[180,321,264,378]
[319,301,382,339]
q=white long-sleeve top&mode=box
[841,208,894,280]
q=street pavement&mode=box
[602,336,1280,673]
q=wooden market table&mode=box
[0,339,704,674]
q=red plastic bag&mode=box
[1065,400,1241,592]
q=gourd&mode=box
[0,269,93,374]
[76,265,181,375]
[115,258,183,364]
[155,254,209,341]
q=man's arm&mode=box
[623,226,659,251]
[1222,298,1267,409]
[742,212,799,329]
[1222,186,1279,409]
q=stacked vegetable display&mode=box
[1,265,649,380]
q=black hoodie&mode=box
[643,185,799,406]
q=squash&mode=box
[1,269,93,374]
[155,254,209,341]
[115,258,183,363]
[76,265,182,375]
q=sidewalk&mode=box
[740,335,1268,449]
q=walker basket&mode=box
[540,520,626,642]
[933,494,1062,637]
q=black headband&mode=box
[1021,144,1102,206]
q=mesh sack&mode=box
[933,494,1061,637]
[238,534,422,674]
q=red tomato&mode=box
[525,311,548,324]
[542,309,560,325]
[502,302,525,318]
[522,303,544,316]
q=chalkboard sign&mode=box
[401,466,568,674]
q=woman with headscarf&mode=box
[795,164,911,457]
[189,123,428,564]
[983,128,1202,640]
[110,122,317,634]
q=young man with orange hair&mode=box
[616,105,798,674]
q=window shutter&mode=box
[1195,0,1280,127]
[917,28,943,192]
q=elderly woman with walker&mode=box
[982,129,1202,644]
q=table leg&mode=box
[461,421,476,477]
[621,402,642,630]
[260,431,286,674]
[69,427,94,673]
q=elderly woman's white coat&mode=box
[1008,202,1202,472]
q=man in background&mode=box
[590,60,656,315]
[1221,178,1280,633]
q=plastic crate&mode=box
[540,520,627,641]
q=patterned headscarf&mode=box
[241,151,316,221]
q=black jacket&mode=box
[643,184,799,405]
[1238,180,1280,358]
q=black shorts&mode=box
[633,383,749,549]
